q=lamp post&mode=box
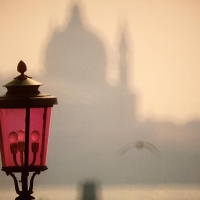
[0,61,57,200]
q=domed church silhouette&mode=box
[46,3,107,85]
[43,2,200,185]
[44,1,137,183]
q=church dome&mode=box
[45,3,107,85]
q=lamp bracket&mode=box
[6,171,20,195]
[4,169,45,200]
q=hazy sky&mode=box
[0,0,200,123]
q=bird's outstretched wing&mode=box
[118,142,136,156]
[118,141,161,157]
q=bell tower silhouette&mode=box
[115,24,137,122]
[119,26,129,88]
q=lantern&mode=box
[0,61,57,200]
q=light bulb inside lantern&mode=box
[17,130,25,142]
[31,130,40,142]
[8,132,18,143]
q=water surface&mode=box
[2,184,200,200]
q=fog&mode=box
[0,0,200,186]
[42,2,200,185]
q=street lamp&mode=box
[0,61,57,200]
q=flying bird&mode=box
[118,141,161,157]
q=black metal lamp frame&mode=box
[2,166,47,200]
[0,61,57,200]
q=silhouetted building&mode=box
[42,1,200,185]
[44,1,138,184]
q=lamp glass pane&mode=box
[29,107,52,166]
[0,109,26,167]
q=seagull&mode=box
[118,141,161,157]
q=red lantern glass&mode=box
[0,107,52,168]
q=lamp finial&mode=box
[15,61,31,80]
[17,60,27,74]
